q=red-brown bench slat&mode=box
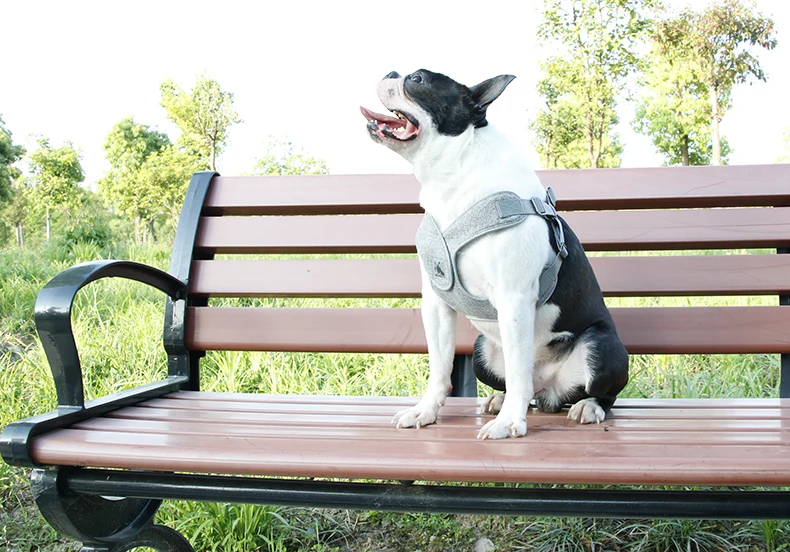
[135,398,790,421]
[161,392,790,409]
[185,305,790,355]
[107,405,790,432]
[202,165,790,215]
[194,207,790,254]
[71,417,790,446]
[189,255,790,298]
[28,396,790,486]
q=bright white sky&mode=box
[2,0,788,186]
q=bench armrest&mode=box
[35,260,187,410]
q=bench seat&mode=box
[29,392,790,487]
[4,165,790,549]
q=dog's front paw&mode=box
[477,409,527,439]
[481,393,505,415]
[393,403,440,429]
[567,397,605,424]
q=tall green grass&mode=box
[0,245,787,551]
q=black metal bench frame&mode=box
[2,171,789,551]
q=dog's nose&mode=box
[383,71,401,80]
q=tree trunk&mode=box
[45,209,51,242]
[210,142,217,171]
[16,223,24,247]
[681,134,690,166]
[710,85,721,166]
[148,218,157,243]
[134,215,141,244]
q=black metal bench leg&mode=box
[80,524,195,552]
[31,468,194,552]
[450,354,478,397]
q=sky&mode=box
[1,0,789,187]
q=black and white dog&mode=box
[361,70,628,439]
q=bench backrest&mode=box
[170,165,790,372]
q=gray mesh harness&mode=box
[415,188,568,321]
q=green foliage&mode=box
[103,116,170,172]
[157,502,289,552]
[135,145,203,237]
[253,136,329,176]
[56,188,115,253]
[160,74,241,171]
[654,0,777,165]
[633,49,731,165]
[531,57,623,169]
[778,129,790,163]
[2,179,30,245]
[0,115,25,204]
[98,118,170,228]
[27,137,85,241]
[535,0,658,168]
[530,59,584,169]
[99,118,197,243]
[27,137,84,209]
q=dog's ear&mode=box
[470,75,515,128]
[470,75,516,109]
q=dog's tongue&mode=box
[360,106,399,124]
[401,118,418,138]
[360,106,418,140]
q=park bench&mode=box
[2,164,790,551]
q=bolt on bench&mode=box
[3,165,790,551]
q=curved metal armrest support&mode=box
[35,260,187,409]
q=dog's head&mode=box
[360,69,515,160]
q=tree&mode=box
[633,50,731,165]
[655,0,777,165]
[252,137,329,176]
[160,75,241,171]
[537,0,659,168]
[2,179,30,247]
[530,60,583,169]
[0,115,25,204]
[103,117,170,173]
[28,138,84,241]
[98,117,171,242]
[134,146,203,238]
[531,58,623,169]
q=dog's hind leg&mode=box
[472,334,507,414]
[567,326,628,424]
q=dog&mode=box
[360,69,628,439]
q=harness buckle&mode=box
[531,197,547,215]
[546,187,557,207]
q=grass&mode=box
[0,243,788,551]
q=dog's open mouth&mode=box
[360,106,420,141]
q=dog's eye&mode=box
[410,74,423,84]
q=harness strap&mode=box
[496,187,567,306]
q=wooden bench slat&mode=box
[195,207,790,254]
[164,392,790,409]
[185,306,790,354]
[138,398,790,421]
[72,418,790,446]
[109,405,790,432]
[189,255,790,298]
[29,395,790,485]
[202,165,790,215]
